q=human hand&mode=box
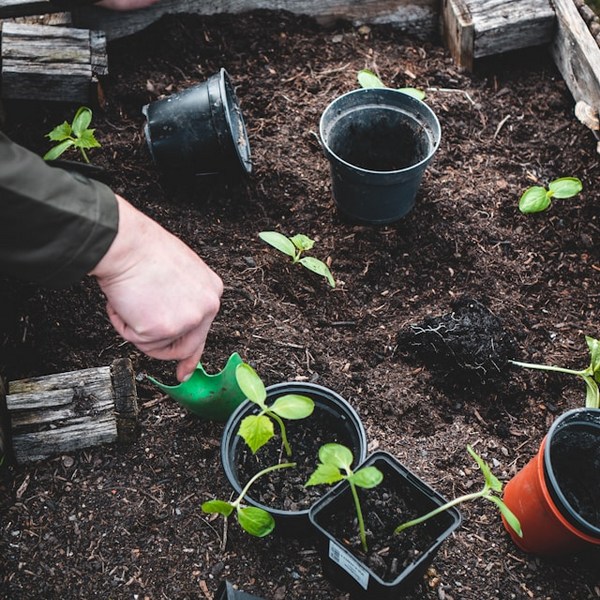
[95,0,160,10]
[90,195,223,382]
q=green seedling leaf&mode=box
[290,234,314,252]
[236,363,267,405]
[201,499,235,517]
[399,87,426,100]
[467,444,502,492]
[72,106,93,136]
[305,462,344,486]
[350,466,384,489]
[488,496,523,537]
[259,231,297,258]
[270,394,314,420]
[43,139,75,161]
[548,177,582,199]
[318,443,354,471]
[76,129,101,150]
[238,414,274,454]
[519,186,550,214]
[357,69,386,89]
[47,121,72,142]
[299,257,336,288]
[586,336,600,380]
[237,506,275,537]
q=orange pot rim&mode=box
[538,409,600,544]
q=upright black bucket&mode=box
[143,68,252,176]
[320,88,440,224]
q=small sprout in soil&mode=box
[235,362,315,456]
[394,445,522,538]
[259,231,335,288]
[518,177,583,214]
[202,461,295,537]
[509,335,600,409]
[43,106,101,164]
[357,68,426,101]
[306,443,383,552]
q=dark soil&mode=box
[1,9,600,600]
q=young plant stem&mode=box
[509,360,582,377]
[395,490,483,533]
[234,462,296,507]
[269,412,292,457]
[81,148,90,163]
[349,479,368,552]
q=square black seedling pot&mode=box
[309,451,461,599]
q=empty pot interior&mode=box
[327,107,430,172]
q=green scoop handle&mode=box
[146,352,246,421]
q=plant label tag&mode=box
[328,540,370,590]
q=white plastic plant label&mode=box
[328,540,370,590]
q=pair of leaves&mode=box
[518,177,583,214]
[305,443,383,489]
[43,107,101,163]
[202,499,275,537]
[236,363,314,454]
[357,69,426,101]
[259,231,336,288]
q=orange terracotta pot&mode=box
[502,408,600,555]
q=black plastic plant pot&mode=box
[319,88,441,224]
[215,580,265,600]
[220,382,368,536]
[309,451,461,599]
[143,68,252,176]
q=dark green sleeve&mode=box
[0,132,119,288]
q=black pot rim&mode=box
[319,87,441,176]
[220,381,368,519]
[209,68,252,175]
[309,450,462,589]
[543,407,600,538]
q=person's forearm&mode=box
[0,132,118,288]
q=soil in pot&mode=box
[236,408,357,512]
[551,425,600,528]
[313,466,452,582]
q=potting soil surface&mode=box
[1,10,599,600]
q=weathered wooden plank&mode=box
[12,416,117,463]
[441,0,555,70]
[0,22,107,102]
[441,0,474,71]
[6,359,139,463]
[70,0,438,40]
[8,365,111,395]
[551,0,600,110]
[111,358,139,444]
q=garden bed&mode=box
[1,9,599,599]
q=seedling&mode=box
[357,68,425,101]
[43,106,101,164]
[306,443,383,552]
[202,461,295,537]
[235,362,314,456]
[394,445,522,537]
[509,335,600,409]
[518,177,583,214]
[259,231,335,288]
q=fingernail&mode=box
[181,372,193,382]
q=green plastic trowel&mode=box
[146,352,247,421]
